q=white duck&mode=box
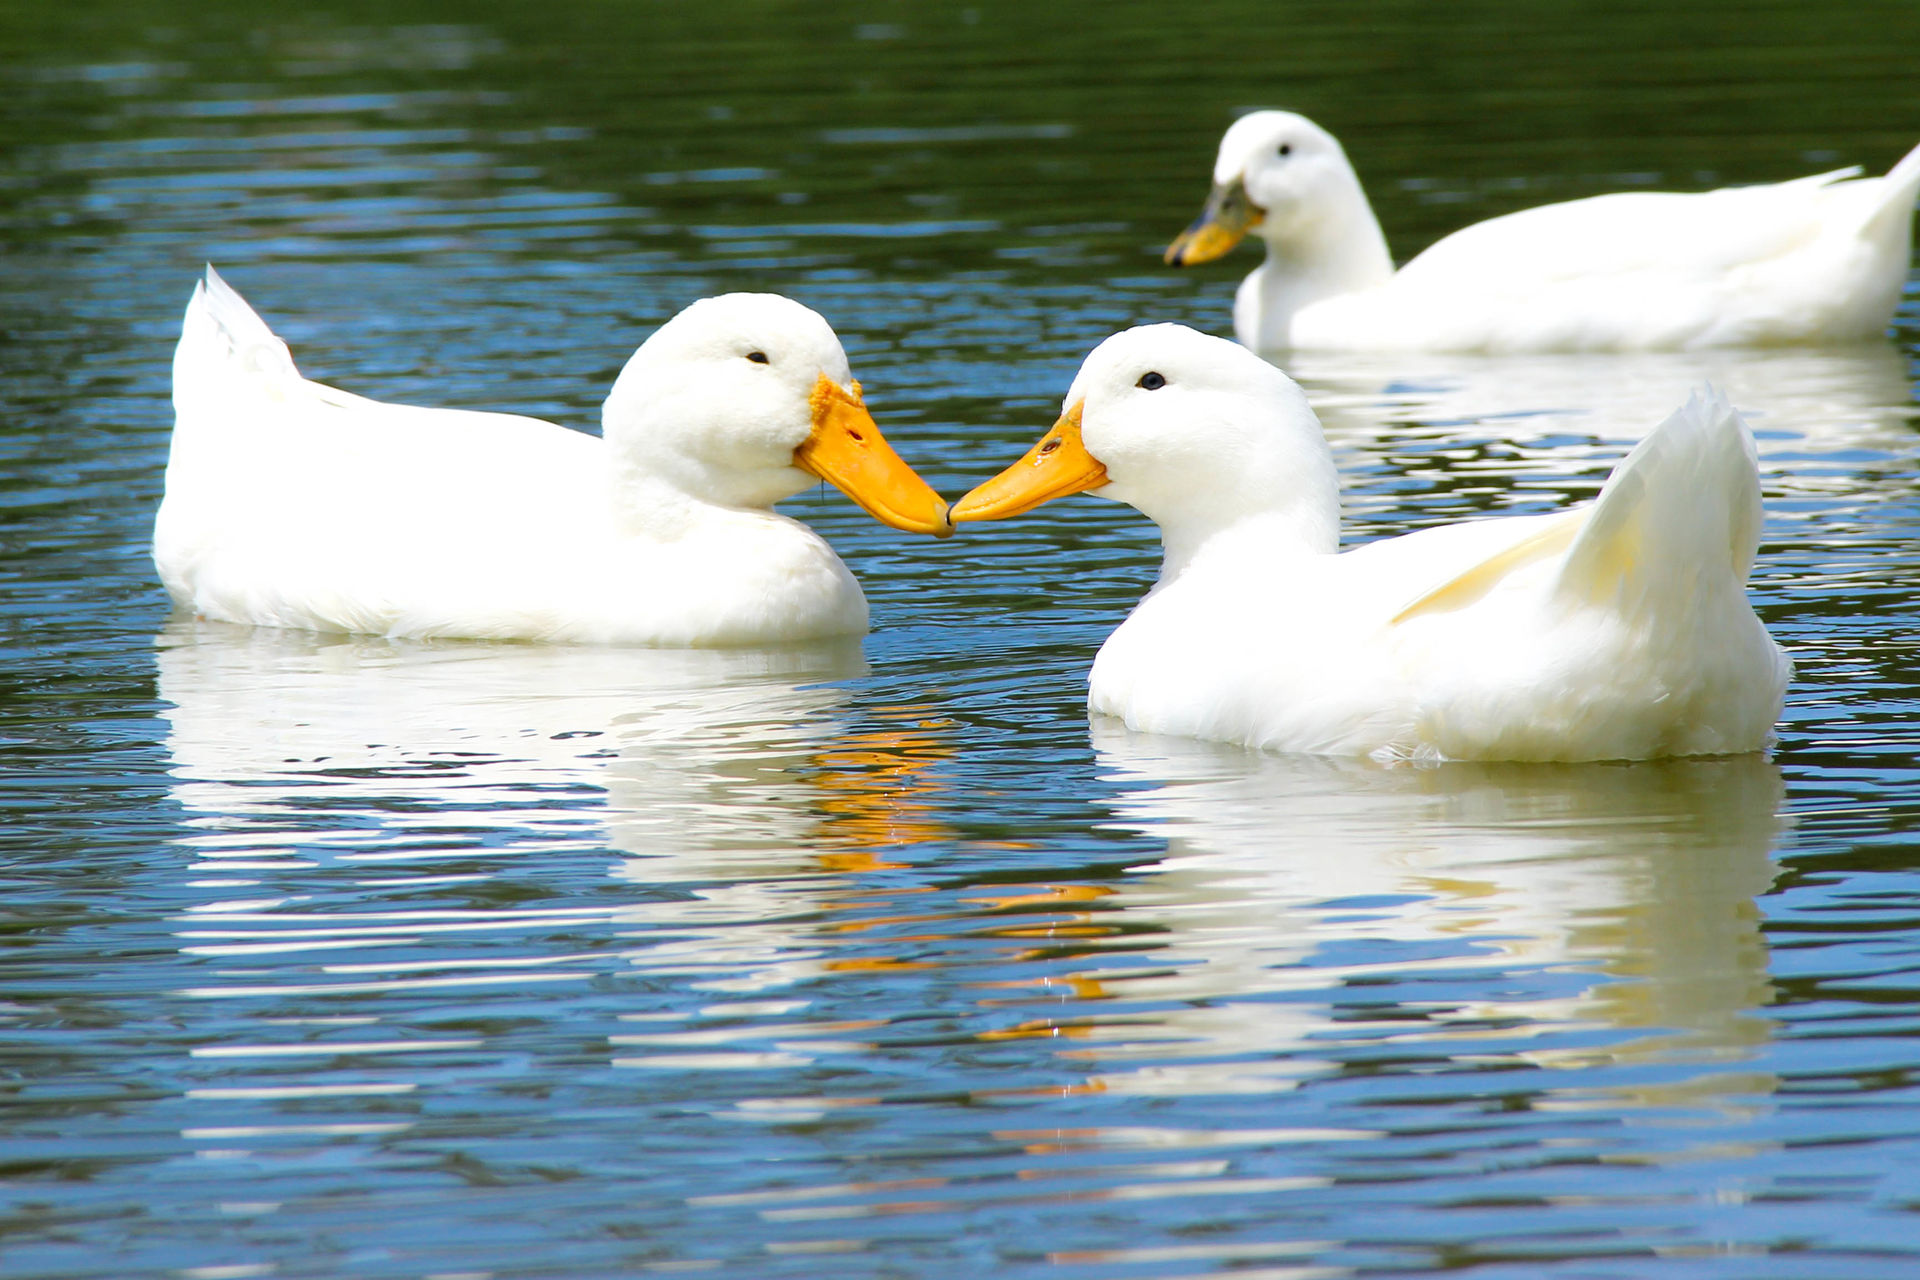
[952,324,1790,763]
[156,267,952,645]
[1166,110,1920,353]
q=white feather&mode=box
[1185,111,1920,353]
[1051,326,1789,762]
[155,267,880,645]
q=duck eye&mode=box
[746,351,770,364]
[1137,371,1166,391]
[1277,143,1291,157]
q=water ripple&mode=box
[4,8,1920,1278]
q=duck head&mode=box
[952,324,1338,557]
[1164,110,1373,268]
[603,293,952,536]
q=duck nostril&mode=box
[847,429,865,442]
[1039,438,1061,455]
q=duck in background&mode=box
[1166,110,1920,353]
[952,324,1789,763]
[156,268,952,645]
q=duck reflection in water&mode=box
[806,709,956,869]
[155,620,1788,1128]
[158,620,867,859]
[1291,343,1918,510]
[156,621,957,994]
[977,724,1785,1117]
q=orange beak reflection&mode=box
[794,374,953,538]
[809,706,954,866]
[951,401,1108,523]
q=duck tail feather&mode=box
[1869,138,1920,234]
[176,265,300,394]
[1884,139,1920,200]
[1552,387,1762,621]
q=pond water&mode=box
[5,3,1920,1277]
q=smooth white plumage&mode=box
[1166,111,1920,353]
[954,324,1790,763]
[156,268,950,645]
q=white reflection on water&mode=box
[1084,722,1785,1106]
[156,620,877,1001]
[155,619,963,1019]
[153,619,967,1177]
[606,693,959,999]
[1289,343,1918,513]
[158,618,864,860]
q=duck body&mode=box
[156,268,950,646]
[1169,111,1920,354]
[954,325,1788,763]
[1088,489,1785,762]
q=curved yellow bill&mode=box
[1164,176,1264,266]
[795,374,953,538]
[951,401,1108,523]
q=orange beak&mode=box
[794,374,953,537]
[950,401,1108,523]
[1164,175,1264,267]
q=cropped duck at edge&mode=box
[953,324,1790,764]
[155,268,952,646]
[1167,110,1920,353]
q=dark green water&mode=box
[5,3,1920,1277]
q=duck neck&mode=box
[599,463,692,540]
[1256,182,1395,315]
[600,409,813,542]
[603,454,786,542]
[1154,498,1340,586]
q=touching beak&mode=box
[1164,175,1264,266]
[794,373,954,538]
[951,401,1107,523]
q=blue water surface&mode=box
[4,4,1920,1277]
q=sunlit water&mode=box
[6,6,1920,1278]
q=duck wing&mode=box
[1355,149,1920,350]
[158,268,600,635]
[1390,388,1766,628]
[1395,169,1861,291]
[1551,387,1763,615]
